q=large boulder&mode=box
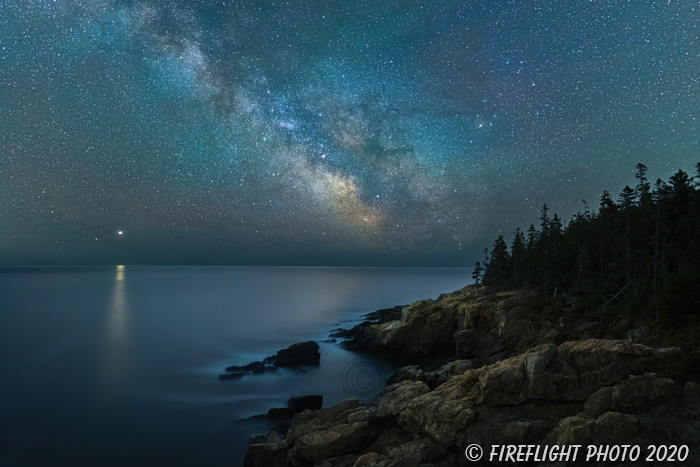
[244,282,700,467]
[267,395,323,419]
[243,430,289,467]
[266,341,320,367]
[369,381,430,418]
[224,341,321,381]
[340,289,563,361]
[288,420,370,465]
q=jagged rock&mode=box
[243,432,289,467]
[361,305,406,323]
[224,341,320,381]
[225,361,267,373]
[268,395,324,419]
[288,398,360,443]
[289,420,371,465]
[453,328,497,359]
[220,360,278,380]
[268,341,321,367]
[366,427,415,455]
[246,342,700,466]
[398,368,481,444]
[243,286,700,467]
[582,386,613,418]
[684,382,700,418]
[381,437,443,467]
[422,359,476,389]
[386,360,475,389]
[352,452,381,467]
[331,306,405,341]
[341,299,458,357]
[386,366,423,386]
[369,381,430,418]
[267,408,303,419]
[501,419,551,444]
[313,454,359,467]
[545,415,594,445]
[341,289,562,362]
[218,372,244,381]
[549,339,653,400]
[290,395,323,411]
[545,372,700,453]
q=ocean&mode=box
[0,266,471,466]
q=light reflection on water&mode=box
[99,265,130,399]
[0,266,471,466]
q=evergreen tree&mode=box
[669,170,691,229]
[539,204,550,235]
[618,186,636,284]
[472,262,483,286]
[619,185,636,209]
[476,161,700,341]
[635,163,651,205]
[600,190,616,214]
[484,235,509,286]
[510,228,526,287]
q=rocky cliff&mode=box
[244,287,700,466]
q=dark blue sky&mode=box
[1,0,699,266]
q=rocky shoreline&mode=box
[243,285,700,466]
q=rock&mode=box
[225,341,320,380]
[545,415,594,445]
[387,360,476,389]
[289,395,323,411]
[225,360,266,373]
[501,419,551,443]
[352,452,381,467]
[545,372,699,449]
[422,359,475,389]
[331,306,405,341]
[361,305,406,323]
[398,368,481,444]
[593,411,642,444]
[249,430,283,445]
[382,437,443,467]
[268,395,323,419]
[367,427,415,455]
[243,432,289,467]
[341,299,458,357]
[269,341,320,367]
[314,454,360,467]
[370,381,430,418]
[386,366,424,386]
[243,285,700,467]
[220,360,277,380]
[611,373,681,413]
[288,398,360,443]
[453,328,496,359]
[217,372,244,381]
[550,339,654,400]
[583,386,613,418]
[289,420,371,465]
[266,407,298,419]
[341,289,561,362]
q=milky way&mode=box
[2,0,699,266]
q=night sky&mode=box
[2,0,699,266]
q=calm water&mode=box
[0,266,471,466]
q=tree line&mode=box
[474,162,700,333]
